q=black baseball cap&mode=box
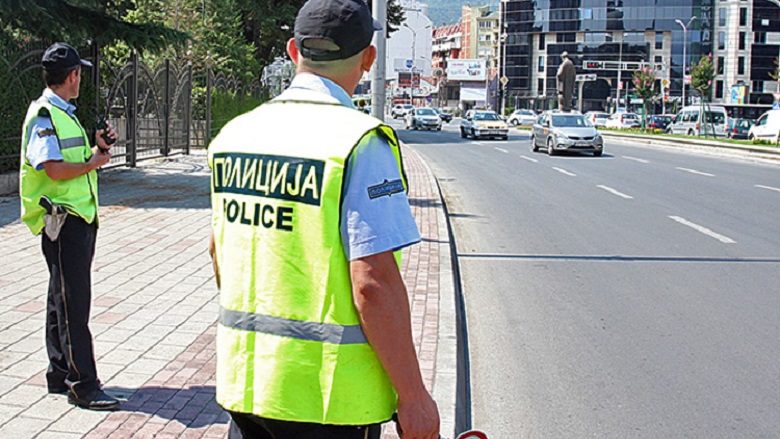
[41,43,93,72]
[294,0,382,61]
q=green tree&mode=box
[690,54,714,101]
[632,66,657,130]
[769,57,780,94]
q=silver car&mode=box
[406,108,442,131]
[532,111,604,156]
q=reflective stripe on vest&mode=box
[19,98,98,235]
[209,96,406,425]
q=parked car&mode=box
[532,111,604,156]
[391,104,414,119]
[605,112,641,129]
[432,108,453,123]
[584,111,610,127]
[406,107,442,131]
[726,118,754,139]
[748,110,780,142]
[668,105,729,137]
[645,115,673,131]
[507,109,537,126]
[460,110,509,140]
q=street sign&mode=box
[405,59,413,69]
[662,79,669,87]
[500,75,509,87]
[575,74,597,82]
[684,75,691,84]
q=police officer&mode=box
[19,42,118,411]
[208,0,440,437]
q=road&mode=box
[390,119,780,438]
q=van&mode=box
[748,110,780,143]
[668,105,729,137]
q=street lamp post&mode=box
[616,32,623,112]
[403,22,432,106]
[371,0,387,120]
[676,16,697,108]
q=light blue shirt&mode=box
[277,73,421,260]
[25,89,78,170]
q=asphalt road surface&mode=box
[391,119,780,438]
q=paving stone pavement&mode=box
[0,147,457,438]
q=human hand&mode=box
[96,122,117,151]
[395,392,440,439]
[88,150,111,169]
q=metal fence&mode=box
[0,40,265,174]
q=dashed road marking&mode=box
[597,185,634,199]
[520,155,539,163]
[623,156,650,164]
[552,167,577,176]
[495,147,509,153]
[668,216,736,244]
[676,167,715,177]
[755,184,780,193]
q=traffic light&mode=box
[584,61,603,70]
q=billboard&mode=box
[447,59,487,81]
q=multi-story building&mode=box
[432,22,463,108]
[499,0,778,113]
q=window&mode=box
[755,32,766,44]
[538,35,545,50]
[715,80,723,99]
[655,32,663,50]
[739,8,747,26]
[556,33,575,43]
[719,8,727,27]
[538,78,544,95]
[718,32,726,50]
[739,32,746,50]
[717,56,724,75]
[752,80,763,92]
[738,57,745,75]
[582,8,592,19]
[654,55,663,63]
[538,56,545,73]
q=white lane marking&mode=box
[668,216,736,244]
[597,185,634,199]
[520,155,539,163]
[623,155,650,164]
[755,184,780,193]
[495,147,509,153]
[676,167,715,177]
[473,141,486,145]
[552,167,577,177]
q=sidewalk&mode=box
[0,148,458,438]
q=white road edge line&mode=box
[520,155,538,163]
[676,167,715,177]
[668,216,736,244]
[755,184,780,193]
[597,185,634,199]
[473,141,486,145]
[623,156,650,164]
[552,167,577,176]
[495,147,509,153]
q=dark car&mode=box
[726,118,753,139]
[433,108,453,123]
[646,115,672,130]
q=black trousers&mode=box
[41,214,99,397]
[228,411,382,439]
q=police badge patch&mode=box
[367,179,404,199]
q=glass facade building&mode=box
[501,0,715,111]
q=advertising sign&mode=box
[730,85,747,104]
[447,59,486,81]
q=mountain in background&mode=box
[424,0,498,26]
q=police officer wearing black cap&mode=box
[209,0,440,438]
[19,42,118,411]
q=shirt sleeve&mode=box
[25,116,63,171]
[340,132,421,261]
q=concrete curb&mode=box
[601,131,780,160]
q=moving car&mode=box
[507,109,537,126]
[460,110,509,140]
[432,108,453,123]
[646,115,673,131]
[726,118,753,139]
[406,107,442,131]
[532,111,604,156]
[668,105,729,137]
[748,110,780,142]
[584,111,610,127]
[391,104,414,119]
[605,112,641,129]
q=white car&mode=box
[605,112,641,129]
[507,109,537,126]
[391,104,414,119]
[748,109,780,143]
[668,105,729,137]
[405,108,442,131]
[584,111,610,127]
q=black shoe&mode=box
[67,389,120,411]
[47,385,69,395]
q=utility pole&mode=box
[371,0,387,121]
[676,16,696,108]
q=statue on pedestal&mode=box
[556,51,576,112]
